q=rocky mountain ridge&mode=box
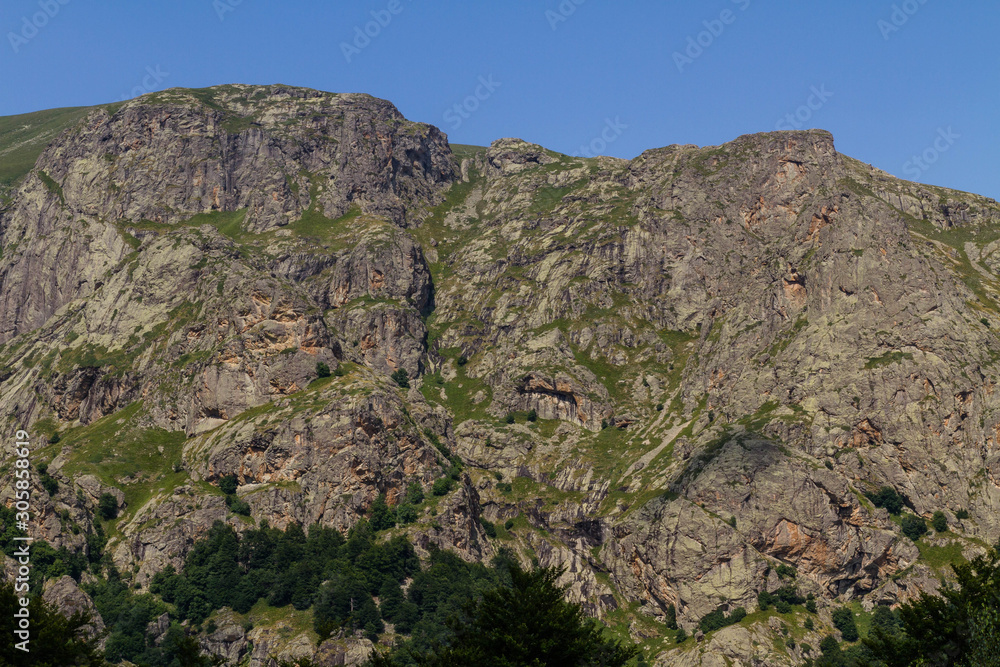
[2,83,1000,666]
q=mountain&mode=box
[2,83,1000,666]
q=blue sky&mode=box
[2,0,997,199]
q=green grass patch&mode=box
[0,106,91,187]
[36,402,187,521]
[917,539,968,572]
[864,351,914,369]
[36,170,65,204]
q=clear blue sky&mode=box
[2,0,997,199]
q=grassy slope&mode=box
[0,106,93,188]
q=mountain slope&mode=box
[2,84,1000,666]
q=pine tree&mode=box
[411,563,638,666]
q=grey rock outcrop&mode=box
[5,86,1000,666]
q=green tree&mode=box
[870,605,900,637]
[865,551,1000,666]
[396,503,418,525]
[369,494,396,532]
[900,514,928,541]
[391,369,410,388]
[316,362,331,378]
[665,603,677,630]
[97,493,118,520]
[932,510,948,532]
[866,486,904,514]
[219,475,238,495]
[404,481,425,505]
[431,478,452,496]
[815,635,846,667]
[831,606,859,642]
[226,495,251,516]
[409,564,638,666]
[0,580,105,667]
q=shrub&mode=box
[805,598,817,613]
[457,355,468,366]
[98,493,119,520]
[219,475,238,495]
[698,606,746,633]
[504,414,515,424]
[38,464,59,496]
[832,606,859,642]
[776,563,798,579]
[775,599,792,614]
[728,516,737,528]
[504,519,515,531]
[41,474,59,496]
[901,514,928,541]
[227,497,251,516]
[772,585,805,606]
[390,369,410,388]
[757,590,774,611]
[870,605,900,636]
[655,403,664,411]
[698,608,728,633]
[804,617,815,630]
[369,494,396,532]
[480,519,497,538]
[665,604,678,630]
[396,503,418,525]
[432,478,453,496]
[404,481,424,505]
[932,510,948,532]
[315,362,331,378]
[866,486,905,515]
[527,409,538,422]
[956,508,970,520]
[675,626,688,643]
[48,432,61,444]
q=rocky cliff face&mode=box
[3,84,1000,666]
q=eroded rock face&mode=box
[0,84,454,343]
[42,576,105,642]
[6,86,1000,666]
